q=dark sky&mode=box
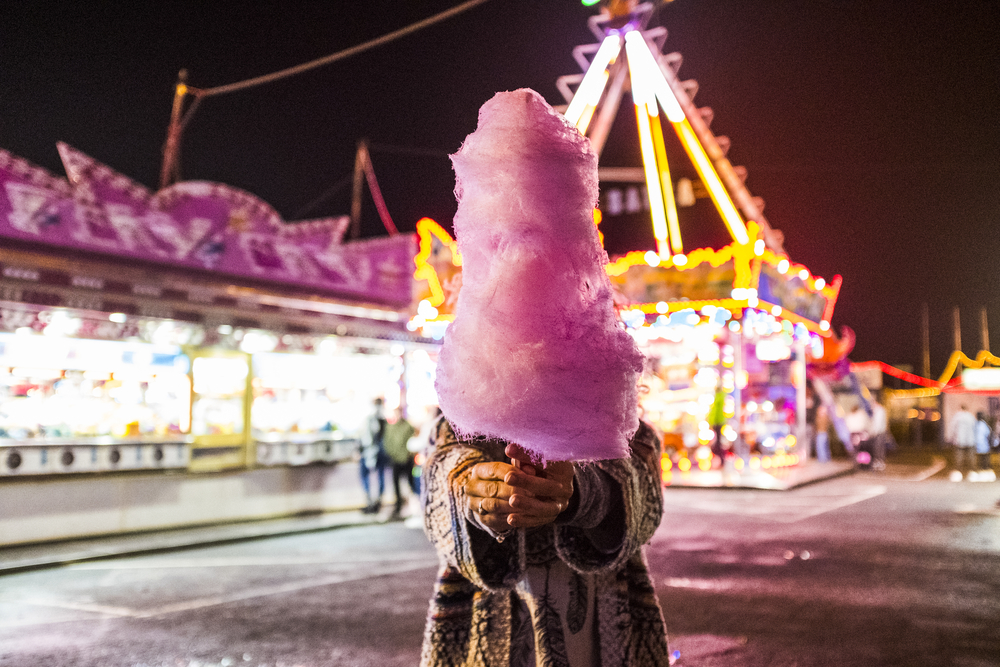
[2,0,998,376]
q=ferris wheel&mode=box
[557,1,784,258]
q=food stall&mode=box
[0,143,435,544]
[607,222,840,481]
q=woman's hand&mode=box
[464,459,519,534]
[503,444,575,529]
[463,444,576,533]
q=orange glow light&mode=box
[413,217,461,309]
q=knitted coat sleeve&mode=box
[554,421,664,573]
[421,418,525,592]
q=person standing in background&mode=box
[383,406,418,520]
[946,404,976,482]
[867,396,888,472]
[359,397,388,514]
[972,412,995,482]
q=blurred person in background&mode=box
[947,404,976,482]
[383,406,418,520]
[972,412,996,482]
[359,397,388,514]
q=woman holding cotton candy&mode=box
[420,416,669,667]
[419,89,670,667]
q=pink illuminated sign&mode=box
[0,144,414,306]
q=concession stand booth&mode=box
[0,144,437,545]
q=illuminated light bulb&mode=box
[750,457,761,469]
[734,458,745,471]
[655,301,669,314]
[644,250,660,267]
[771,305,782,316]
[673,254,688,267]
[786,434,797,447]
[731,288,747,300]
[748,296,759,308]
[814,277,826,290]
[777,259,789,274]
[762,457,772,469]
[736,370,749,388]
[798,269,809,280]
[748,288,758,298]
[109,313,127,323]
[698,459,711,471]
[661,456,673,472]
[747,401,758,412]
[754,239,765,256]
[417,299,438,319]
[728,320,741,332]
[819,320,830,331]
[762,400,774,412]
[678,457,692,472]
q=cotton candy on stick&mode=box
[435,89,645,462]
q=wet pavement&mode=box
[2,454,999,666]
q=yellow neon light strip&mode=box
[673,118,750,245]
[413,217,461,308]
[626,34,670,257]
[937,349,1000,385]
[649,108,682,254]
[564,34,622,131]
[625,30,748,246]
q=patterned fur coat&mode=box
[420,418,670,667]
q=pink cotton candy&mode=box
[434,89,645,462]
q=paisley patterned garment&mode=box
[420,419,670,667]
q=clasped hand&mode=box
[464,443,574,533]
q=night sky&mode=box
[2,1,998,376]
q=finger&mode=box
[472,461,516,482]
[467,477,515,501]
[468,495,514,516]
[504,470,569,499]
[505,444,538,476]
[508,493,566,516]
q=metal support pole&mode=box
[921,302,931,379]
[795,338,808,461]
[350,140,367,240]
[980,307,989,353]
[159,69,188,190]
[953,306,962,356]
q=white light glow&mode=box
[624,31,685,122]
[814,277,825,290]
[564,34,622,130]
